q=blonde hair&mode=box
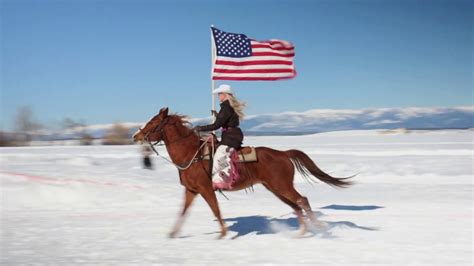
[226,93,246,121]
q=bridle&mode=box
[140,116,170,145]
[139,117,210,170]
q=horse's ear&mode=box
[159,107,169,117]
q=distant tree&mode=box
[0,131,20,146]
[102,123,133,145]
[80,132,94,145]
[0,132,10,146]
[60,117,93,144]
[61,118,84,130]
[14,106,42,143]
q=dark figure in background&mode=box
[142,146,153,170]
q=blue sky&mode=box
[1,0,472,130]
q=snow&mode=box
[1,130,472,265]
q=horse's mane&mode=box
[167,113,190,126]
[167,113,194,136]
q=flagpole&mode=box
[210,25,216,123]
[210,25,216,156]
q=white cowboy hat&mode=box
[212,84,233,94]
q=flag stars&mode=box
[213,29,252,58]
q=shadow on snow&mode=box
[222,205,382,239]
[320,205,384,211]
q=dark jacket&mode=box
[198,100,244,149]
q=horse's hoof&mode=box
[314,220,328,230]
[298,228,307,237]
[217,231,227,239]
[169,231,178,238]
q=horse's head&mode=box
[133,107,170,143]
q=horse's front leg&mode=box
[200,187,227,239]
[169,188,197,238]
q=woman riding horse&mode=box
[133,107,353,238]
[195,84,246,190]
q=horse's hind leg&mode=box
[263,184,307,236]
[295,196,326,229]
[277,195,308,236]
[278,186,326,229]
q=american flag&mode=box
[211,27,296,81]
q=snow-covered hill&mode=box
[77,106,474,137]
[14,106,473,141]
[240,106,474,134]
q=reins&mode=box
[147,136,210,171]
[140,115,229,199]
[143,120,211,171]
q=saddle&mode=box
[200,135,257,162]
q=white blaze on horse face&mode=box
[133,125,148,143]
[132,129,141,142]
[133,114,158,143]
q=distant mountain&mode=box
[189,106,473,135]
[17,106,474,140]
[239,106,474,134]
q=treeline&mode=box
[1,106,134,147]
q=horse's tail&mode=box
[285,149,354,188]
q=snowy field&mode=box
[1,130,473,265]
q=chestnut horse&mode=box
[133,108,353,238]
